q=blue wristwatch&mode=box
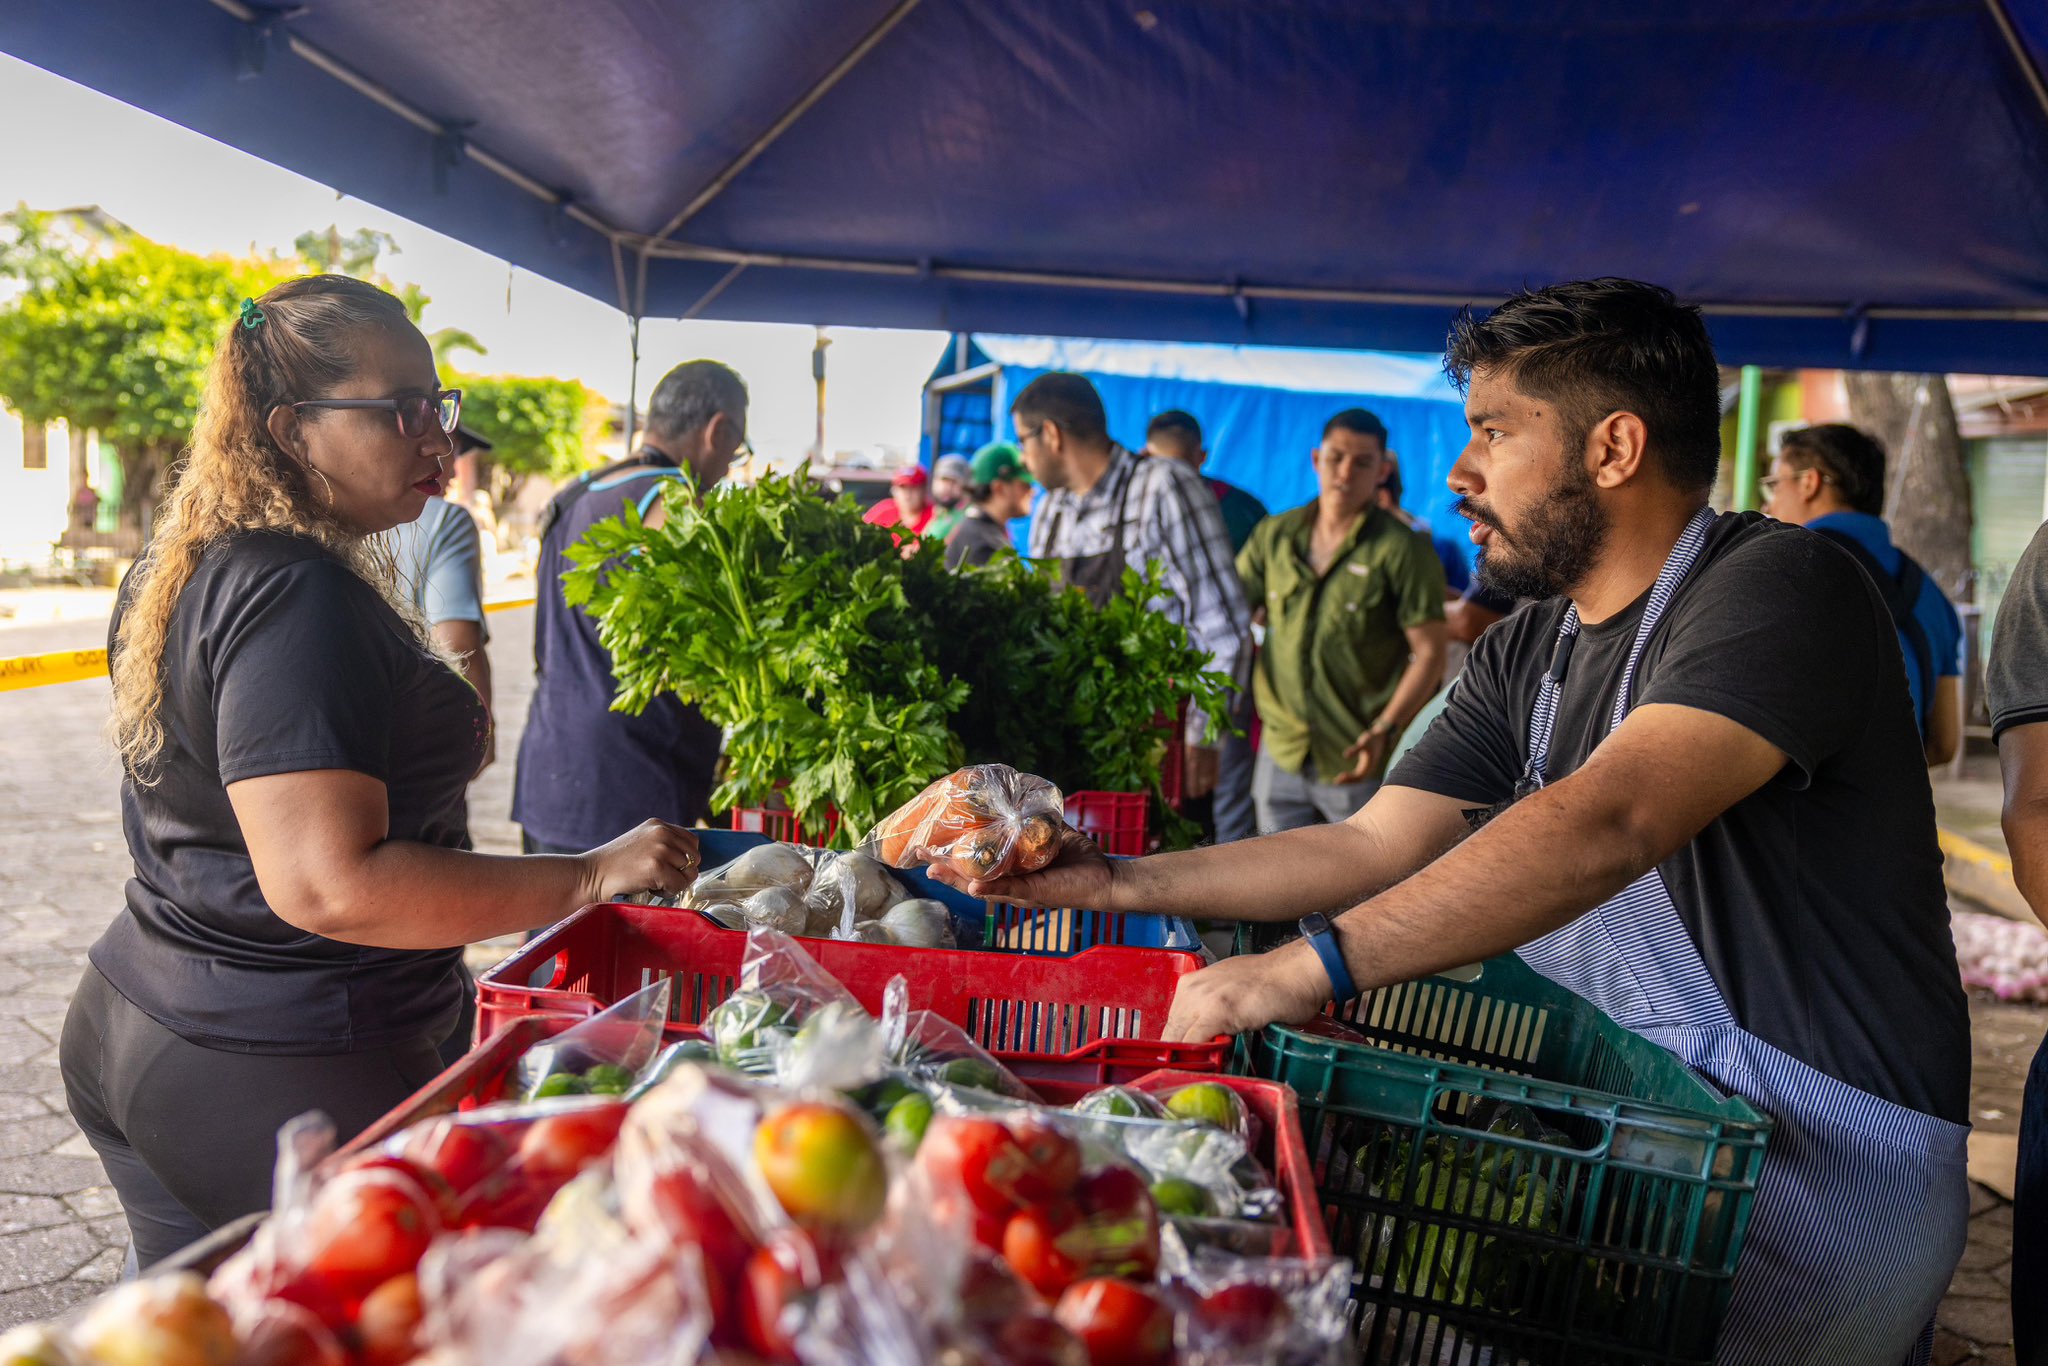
[1297,912,1358,1003]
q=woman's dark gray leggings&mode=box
[59,964,468,1269]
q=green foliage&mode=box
[567,468,1233,846]
[563,469,967,842]
[454,371,601,507]
[0,210,292,526]
[294,225,427,318]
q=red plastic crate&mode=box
[1031,1070,1331,1259]
[477,904,1227,1085]
[1064,790,1150,857]
[730,801,841,847]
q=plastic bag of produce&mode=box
[705,930,862,1076]
[511,977,672,1102]
[879,976,1034,1101]
[684,841,927,941]
[1168,1246,1354,1366]
[862,763,1066,883]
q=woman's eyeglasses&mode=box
[292,389,462,439]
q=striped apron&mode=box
[1511,507,1970,1365]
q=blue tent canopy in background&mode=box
[925,335,1474,567]
[6,1,2048,374]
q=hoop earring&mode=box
[307,461,337,508]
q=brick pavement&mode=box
[0,602,2035,1355]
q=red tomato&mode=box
[955,1249,1035,1327]
[1053,1279,1176,1366]
[1011,1120,1083,1202]
[737,1233,833,1364]
[1194,1282,1287,1348]
[1001,1201,1090,1298]
[235,1301,346,1366]
[515,1101,629,1179]
[1072,1167,1160,1278]
[301,1169,439,1301]
[647,1163,761,1282]
[342,1155,459,1226]
[919,1116,1032,1216]
[399,1117,513,1201]
[352,1272,424,1366]
[986,1313,1090,1366]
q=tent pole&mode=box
[1733,365,1764,511]
[624,313,642,455]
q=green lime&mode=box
[582,1063,636,1094]
[883,1092,935,1150]
[1164,1082,1246,1132]
[937,1057,1004,1092]
[708,990,798,1073]
[860,1076,919,1114]
[1150,1176,1214,1217]
[1075,1086,1156,1119]
[530,1072,588,1100]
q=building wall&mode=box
[0,409,78,566]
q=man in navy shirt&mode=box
[1762,423,1963,765]
[512,361,748,854]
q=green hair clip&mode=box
[239,298,266,330]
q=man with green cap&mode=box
[944,442,1035,570]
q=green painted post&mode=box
[1733,365,1764,511]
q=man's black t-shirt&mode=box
[944,508,1013,571]
[93,531,487,1054]
[1390,512,1970,1123]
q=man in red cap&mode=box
[864,464,938,540]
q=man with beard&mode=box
[936,279,1970,1364]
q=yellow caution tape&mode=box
[0,596,538,692]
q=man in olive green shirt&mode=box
[1238,408,1449,831]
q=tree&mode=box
[453,371,602,508]
[294,223,429,320]
[1844,373,1973,599]
[0,211,290,542]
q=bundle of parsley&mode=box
[565,468,1231,845]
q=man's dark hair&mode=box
[1780,423,1887,517]
[1011,372,1107,444]
[1322,407,1389,446]
[1444,278,1723,495]
[1146,409,1202,445]
[646,359,748,443]
[1380,456,1404,504]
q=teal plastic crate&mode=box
[1241,955,1771,1366]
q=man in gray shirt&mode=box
[387,424,493,768]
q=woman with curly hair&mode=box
[59,274,701,1268]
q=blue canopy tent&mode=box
[6,0,2048,380]
[925,334,1474,567]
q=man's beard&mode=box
[1468,465,1611,602]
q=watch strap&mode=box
[1297,913,1358,1003]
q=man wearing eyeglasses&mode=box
[512,360,749,858]
[1760,423,1963,766]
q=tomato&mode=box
[737,1233,833,1363]
[227,1302,344,1366]
[1071,1167,1160,1279]
[1053,1279,1176,1366]
[1194,1282,1287,1348]
[300,1169,439,1302]
[1010,1120,1082,1203]
[351,1273,424,1366]
[955,1249,1035,1327]
[341,1155,459,1226]
[399,1117,513,1202]
[1001,1201,1090,1298]
[918,1116,1032,1216]
[931,1186,1010,1250]
[515,1101,629,1179]
[752,1102,888,1238]
[984,1313,1089,1366]
[645,1163,761,1283]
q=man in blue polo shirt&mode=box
[1763,422,1963,766]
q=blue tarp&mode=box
[929,334,1474,568]
[8,1,2048,373]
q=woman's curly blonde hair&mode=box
[111,274,432,780]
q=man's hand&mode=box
[1182,744,1220,799]
[1337,724,1394,784]
[924,825,1120,910]
[1164,940,1331,1042]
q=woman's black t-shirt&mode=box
[92,530,490,1054]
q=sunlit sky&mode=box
[0,53,950,466]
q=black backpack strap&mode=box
[1814,527,1938,731]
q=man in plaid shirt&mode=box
[1015,373,1253,788]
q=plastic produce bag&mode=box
[879,976,1033,1101]
[862,764,1065,883]
[705,930,863,1076]
[1169,1246,1354,1366]
[685,841,930,943]
[512,977,672,1101]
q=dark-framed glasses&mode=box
[292,389,462,439]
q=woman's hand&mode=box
[576,820,702,905]
[925,825,1122,910]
